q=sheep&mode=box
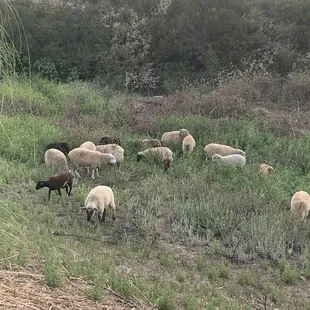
[137,146,173,171]
[95,144,124,168]
[99,136,121,146]
[35,170,73,200]
[134,138,161,150]
[68,148,117,180]
[46,142,70,156]
[212,154,246,168]
[204,143,245,159]
[79,141,96,151]
[160,131,182,146]
[81,185,116,222]
[260,163,275,175]
[291,191,310,220]
[179,129,196,154]
[44,148,69,172]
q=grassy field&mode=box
[1,75,310,309]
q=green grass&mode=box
[1,76,310,308]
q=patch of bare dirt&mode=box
[0,262,153,310]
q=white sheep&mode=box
[134,138,161,150]
[137,146,173,171]
[81,185,116,222]
[212,154,246,168]
[79,141,96,151]
[68,148,117,181]
[291,191,310,220]
[96,144,124,168]
[204,143,245,159]
[44,148,69,171]
[160,131,182,146]
[179,129,196,154]
[260,163,275,175]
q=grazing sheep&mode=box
[291,191,310,220]
[260,163,275,175]
[99,136,121,146]
[96,144,124,168]
[81,185,116,222]
[134,138,161,150]
[68,148,117,180]
[212,154,246,168]
[35,170,73,200]
[179,129,196,154]
[160,131,182,146]
[205,143,245,159]
[46,142,70,156]
[137,146,173,171]
[45,148,69,172]
[79,141,96,151]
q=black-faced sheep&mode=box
[81,185,116,222]
[137,146,173,171]
[46,142,70,156]
[291,191,310,220]
[68,148,117,180]
[212,154,246,168]
[35,170,73,200]
[45,149,69,172]
[179,129,196,154]
[260,163,275,175]
[99,136,121,146]
[205,143,245,159]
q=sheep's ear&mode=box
[80,206,86,210]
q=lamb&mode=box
[81,185,116,222]
[204,143,245,159]
[291,191,310,220]
[99,136,121,146]
[96,144,124,168]
[79,141,96,151]
[212,154,246,168]
[68,148,117,180]
[179,129,196,154]
[46,142,70,156]
[137,146,173,171]
[160,131,182,146]
[134,138,161,150]
[260,163,275,175]
[35,170,73,200]
[44,148,69,172]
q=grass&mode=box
[1,75,310,309]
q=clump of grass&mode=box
[278,258,299,285]
[43,254,62,288]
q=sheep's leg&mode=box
[96,168,100,178]
[48,189,51,201]
[110,201,116,220]
[100,209,106,222]
[74,170,82,179]
[91,169,96,180]
[164,160,170,172]
[117,162,121,169]
[67,184,72,196]
[57,189,62,197]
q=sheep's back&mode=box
[161,131,182,145]
[45,149,69,171]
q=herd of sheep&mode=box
[35,128,310,223]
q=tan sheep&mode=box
[44,148,69,172]
[96,144,124,168]
[79,141,96,151]
[81,185,116,222]
[260,163,275,175]
[134,138,161,150]
[137,146,173,171]
[179,129,196,154]
[204,143,245,159]
[68,148,117,181]
[291,191,310,220]
[160,131,182,146]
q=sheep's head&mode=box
[108,154,117,165]
[35,181,46,190]
[237,149,246,156]
[179,128,189,138]
[81,205,99,222]
[212,154,222,162]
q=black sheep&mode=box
[35,171,73,200]
[99,136,121,146]
[46,142,70,156]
